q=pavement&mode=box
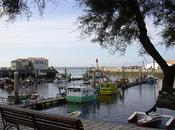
[0,116,159,130]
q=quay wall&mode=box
[0,69,57,79]
[100,68,164,78]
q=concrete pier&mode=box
[0,118,159,130]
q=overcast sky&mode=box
[0,0,174,67]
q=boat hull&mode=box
[138,118,162,128]
[99,82,118,95]
[66,95,95,103]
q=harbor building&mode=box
[11,58,30,70]
[28,57,48,70]
[11,57,48,71]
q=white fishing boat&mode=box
[67,111,81,118]
[54,73,71,83]
[66,84,98,103]
[128,111,175,129]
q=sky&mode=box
[0,0,174,67]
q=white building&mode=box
[28,57,48,70]
[11,57,48,71]
[144,60,175,69]
[144,62,160,69]
[11,59,30,70]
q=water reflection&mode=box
[98,94,118,104]
[36,83,67,98]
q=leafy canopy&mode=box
[76,0,175,54]
[0,0,46,20]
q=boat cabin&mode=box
[67,85,95,96]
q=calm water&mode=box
[0,67,175,129]
[43,67,174,128]
[56,67,89,77]
[41,83,175,124]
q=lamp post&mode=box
[96,58,98,69]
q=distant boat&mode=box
[99,82,118,95]
[53,73,71,83]
[135,75,157,85]
[145,75,157,84]
[67,111,81,118]
[66,84,97,103]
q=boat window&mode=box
[137,114,146,120]
[73,88,81,92]
[68,88,73,92]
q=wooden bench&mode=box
[0,104,84,130]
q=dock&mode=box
[22,97,66,110]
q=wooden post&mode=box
[139,68,142,79]
[139,68,142,85]
[34,70,38,92]
[14,71,19,104]
[64,67,67,75]
[153,59,156,84]
[92,69,96,88]
[122,68,125,84]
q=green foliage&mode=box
[0,0,30,20]
[0,0,46,21]
[76,0,175,53]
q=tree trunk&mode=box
[127,0,175,92]
[162,65,175,92]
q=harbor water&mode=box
[46,68,175,125]
[0,67,175,129]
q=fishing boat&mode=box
[67,111,81,118]
[128,112,175,129]
[99,82,118,95]
[54,73,71,83]
[66,84,97,103]
[145,75,157,84]
[128,112,162,127]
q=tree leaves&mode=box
[76,0,175,53]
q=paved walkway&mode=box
[0,117,159,130]
[82,120,159,130]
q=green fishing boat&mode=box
[66,84,97,103]
[99,82,118,95]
